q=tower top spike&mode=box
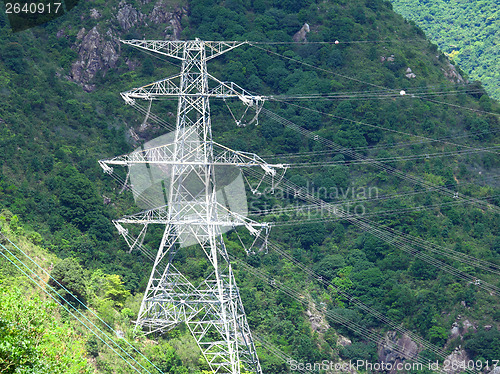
[120,39,247,61]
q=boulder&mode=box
[293,23,310,42]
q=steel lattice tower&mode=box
[99,40,287,374]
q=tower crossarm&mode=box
[120,75,267,105]
[208,77,267,107]
[98,141,288,170]
[113,204,270,234]
[120,39,247,61]
[121,74,182,103]
[213,142,288,176]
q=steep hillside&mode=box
[0,0,499,372]
[389,0,500,100]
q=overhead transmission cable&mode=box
[242,166,500,295]
[285,145,500,168]
[244,165,500,279]
[268,88,486,101]
[250,175,500,217]
[249,43,398,92]
[0,236,162,374]
[247,43,500,118]
[267,99,500,157]
[265,240,454,362]
[260,108,499,211]
[231,255,460,374]
[106,151,500,277]
[262,127,500,160]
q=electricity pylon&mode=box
[99,39,287,374]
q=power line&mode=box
[286,145,500,167]
[231,255,468,374]
[242,166,500,295]
[247,43,500,118]
[0,238,158,374]
[260,108,500,212]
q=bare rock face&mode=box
[462,319,475,333]
[337,335,352,347]
[444,347,469,374]
[117,2,144,31]
[76,27,86,40]
[69,0,187,91]
[450,322,460,339]
[70,27,119,92]
[149,0,185,38]
[293,23,310,42]
[405,67,416,78]
[90,8,101,19]
[442,62,466,84]
[379,332,419,374]
[305,304,330,334]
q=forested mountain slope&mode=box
[389,0,499,100]
[0,0,499,372]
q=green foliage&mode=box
[0,0,499,371]
[390,0,500,99]
[88,270,132,308]
[48,257,88,307]
[464,329,500,362]
[0,286,93,373]
[340,341,378,362]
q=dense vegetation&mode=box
[389,0,500,100]
[0,0,499,372]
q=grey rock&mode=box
[90,8,101,19]
[337,335,352,347]
[442,62,466,84]
[76,28,86,40]
[149,0,185,38]
[293,23,310,43]
[444,348,469,374]
[70,26,119,92]
[462,319,474,331]
[378,332,419,365]
[450,325,460,339]
[117,2,143,31]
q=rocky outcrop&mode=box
[450,322,460,338]
[442,62,466,84]
[444,347,469,374]
[378,332,419,374]
[381,54,395,62]
[337,335,352,347]
[117,2,144,31]
[70,27,120,92]
[293,23,310,42]
[90,8,101,20]
[462,318,476,333]
[305,303,330,334]
[69,0,186,91]
[148,0,185,38]
[405,67,416,78]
